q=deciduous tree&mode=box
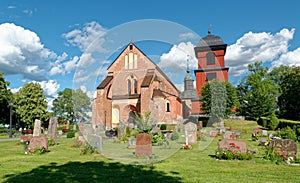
[14,82,48,128]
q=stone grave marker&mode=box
[87,134,102,152]
[218,139,248,153]
[118,120,126,138]
[223,131,234,139]
[184,122,197,145]
[135,133,152,157]
[209,130,218,137]
[29,136,48,151]
[20,135,32,143]
[270,139,298,156]
[33,119,42,137]
[262,130,268,137]
[254,128,262,135]
[128,137,136,149]
[48,117,58,143]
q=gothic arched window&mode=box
[127,79,131,95]
[134,79,137,94]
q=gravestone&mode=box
[254,128,262,135]
[218,139,248,153]
[223,131,234,139]
[197,121,203,130]
[73,124,77,131]
[118,120,126,138]
[184,122,197,145]
[33,119,41,137]
[87,134,102,152]
[262,130,268,137]
[20,135,32,143]
[128,137,136,149]
[48,117,58,143]
[29,136,48,151]
[234,131,242,138]
[135,133,152,157]
[209,130,218,137]
[269,139,298,156]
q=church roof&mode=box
[97,76,113,89]
[198,33,225,47]
[141,72,154,87]
[152,88,166,98]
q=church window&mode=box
[134,54,138,69]
[206,52,215,65]
[127,79,131,95]
[129,52,133,69]
[206,72,217,81]
[129,44,133,50]
[125,55,128,69]
[166,101,170,112]
[134,79,137,94]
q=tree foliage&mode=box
[237,62,278,120]
[201,79,239,124]
[52,88,91,124]
[272,66,300,120]
[0,72,13,125]
[14,82,48,128]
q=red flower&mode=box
[236,146,240,149]
[229,142,235,146]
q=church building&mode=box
[92,42,182,129]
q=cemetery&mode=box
[1,118,299,182]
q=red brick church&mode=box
[92,31,229,128]
[92,42,182,129]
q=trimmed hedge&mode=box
[277,119,300,130]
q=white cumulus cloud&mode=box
[225,28,295,76]
[0,23,67,80]
[159,42,197,71]
[62,21,107,52]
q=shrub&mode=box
[67,132,75,138]
[215,142,253,160]
[268,113,279,130]
[126,126,131,137]
[277,119,300,132]
[160,124,167,130]
[171,130,179,141]
[257,117,269,128]
[48,138,55,146]
[275,126,297,141]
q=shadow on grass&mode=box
[4,161,182,183]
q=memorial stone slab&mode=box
[33,119,41,137]
[270,139,298,156]
[29,136,48,151]
[184,122,197,145]
[218,139,248,153]
[135,133,152,157]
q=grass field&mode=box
[0,120,299,183]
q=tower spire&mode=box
[208,25,211,35]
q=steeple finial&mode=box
[187,55,190,73]
[208,25,211,35]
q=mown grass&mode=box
[1,120,299,183]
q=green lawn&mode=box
[0,120,299,183]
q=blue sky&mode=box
[1,0,300,108]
